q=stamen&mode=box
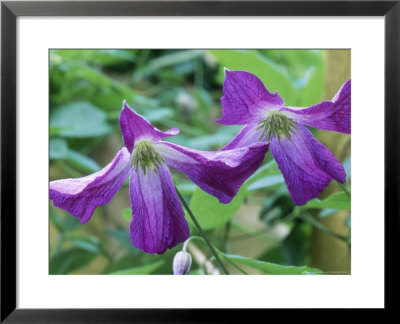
[131,140,165,174]
[257,111,298,143]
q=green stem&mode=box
[221,255,249,275]
[182,235,203,252]
[337,181,351,198]
[175,187,229,275]
[300,213,349,242]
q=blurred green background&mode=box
[49,49,351,275]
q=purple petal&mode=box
[216,69,285,125]
[280,79,351,134]
[129,164,190,254]
[270,124,346,205]
[221,123,265,150]
[50,148,131,224]
[119,101,179,152]
[157,141,269,204]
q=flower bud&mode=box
[173,251,192,275]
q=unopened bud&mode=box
[173,251,192,275]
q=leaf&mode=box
[108,260,165,275]
[298,63,325,106]
[175,182,196,195]
[49,248,98,274]
[66,149,101,173]
[133,50,205,81]
[247,174,284,191]
[246,160,279,184]
[187,185,247,230]
[51,49,136,66]
[300,192,351,210]
[208,50,296,105]
[281,222,312,265]
[122,208,131,222]
[49,138,68,159]
[106,229,141,256]
[69,236,102,254]
[49,207,80,233]
[50,102,112,138]
[186,133,234,150]
[221,253,322,275]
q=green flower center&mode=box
[256,110,298,143]
[131,140,165,174]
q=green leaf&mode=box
[122,208,131,222]
[208,50,296,105]
[106,230,141,256]
[246,160,279,184]
[187,185,247,230]
[186,133,234,150]
[175,182,196,195]
[281,222,312,265]
[221,253,322,275]
[69,236,102,254]
[298,63,325,106]
[133,50,204,81]
[51,49,136,66]
[66,149,101,173]
[50,102,112,138]
[300,192,351,210]
[108,260,165,275]
[49,248,97,274]
[49,138,68,159]
[247,174,284,191]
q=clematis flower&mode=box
[50,101,269,254]
[217,69,350,205]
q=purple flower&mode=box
[217,69,350,205]
[50,101,269,254]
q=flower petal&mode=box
[220,123,265,150]
[129,164,190,254]
[119,101,179,152]
[157,141,269,204]
[270,124,346,205]
[50,148,131,224]
[280,79,351,134]
[216,69,285,125]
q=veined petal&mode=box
[157,141,269,204]
[50,148,131,224]
[129,164,190,254]
[119,101,179,152]
[216,69,285,125]
[280,79,351,134]
[270,124,346,205]
[221,123,265,150]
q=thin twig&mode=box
[175,187,229,274]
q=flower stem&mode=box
[300,213,349,242]
[175,187,229,275]
[337,181,351,198]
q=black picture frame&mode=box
[1,0,399,321]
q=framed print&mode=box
[1,0,399,321]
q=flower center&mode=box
[131,140,165,174]
[256,110,298,143]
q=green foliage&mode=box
[187,185,247,230]
[220,253,322,274]
[49,49,350,275]
[300,192,351,210]
[108,260,165,275]
[50,247,98,274]
[50,101,112,138]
